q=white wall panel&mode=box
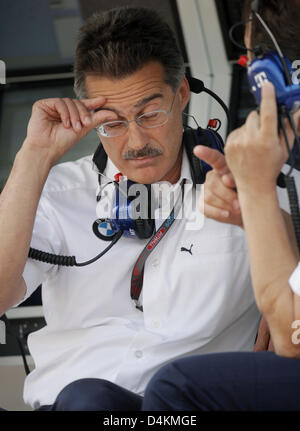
[177,0,232,139]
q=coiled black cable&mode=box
[28,230,123,267]
[28,248,76,266]
[284,175,300,252]
[4,230,123,377]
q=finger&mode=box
[245,110,260,137]
[205,172,239,208]
[253,334,269,351]
[76,96,119,131]
[80,96,106,111]
[53,99,71,128]
[90,109,119,129]
[63,98,83,132]
[268,337,275,352]
[253,317,270,351]
[222,173,236,189]
[193,146,230,175]
[199,200,230,220]
[260,81,278,139]
[73,99,93,127]
[203,188,234,213]
[200,201,243,226]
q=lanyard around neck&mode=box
[130,179,186,311]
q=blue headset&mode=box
[91,77,228,241]
[231,0,300,249]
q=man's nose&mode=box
[126,121,149,151]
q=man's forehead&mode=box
[84,61,170,100]
[85,74,172,115]
[94,92,164,115]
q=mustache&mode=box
[122,145,163,160]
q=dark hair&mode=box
[74,7,185,98]
[243,0,300,61]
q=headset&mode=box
[230,0,300,116]
[230,0,300,250]
[9,0,300,376]
[28,76,228,265]
[6,82,229,376]
[28,0,300,263]
[91,99,226,242]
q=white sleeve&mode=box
[289,262,300,296]
[12,193,63,307]
[277,166,300,295]
[277,164,300,214]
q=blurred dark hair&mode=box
[243,0,300,61]
[74,7,185,98]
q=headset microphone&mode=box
[234,0,300,251]
[27,74,230,261]
[246,53,300,113]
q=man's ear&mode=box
[178,76,190,112]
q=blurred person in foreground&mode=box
[142,0,300,410]
[0,6,264,411]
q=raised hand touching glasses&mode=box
[94,90,177,138]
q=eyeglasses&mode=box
[95,91,177,138]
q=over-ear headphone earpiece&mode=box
[90,75,229,241]
[28,76,228,255]
[92,124,225,241]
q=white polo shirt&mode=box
[18,149,262,409]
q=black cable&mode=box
[229,19,257,53]
[252,11,293,87]
[279,111,295,177]
[28,248,76,266]
[202,88,231,131]
[279,113,300,253]
[28,230,123,267]
[287,110,300,157]
[76,231,123,266]
[230,11,293,87]
[186,77,231,132]
[0,314,30,375]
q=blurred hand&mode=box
[24,96,118,166]
[224,82,296,195]
[253,315,274,352]
[193,146,243,227]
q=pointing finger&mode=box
[260,81,278,139]
[193,146,230,175]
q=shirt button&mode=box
[152,258,160,268]
[135,350,143,358]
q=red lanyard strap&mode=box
[130,180,186,311]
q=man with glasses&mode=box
[0,7,260,410]
[95,91,176,138]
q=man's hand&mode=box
[23,96,118,166]
[193,146,243,227]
